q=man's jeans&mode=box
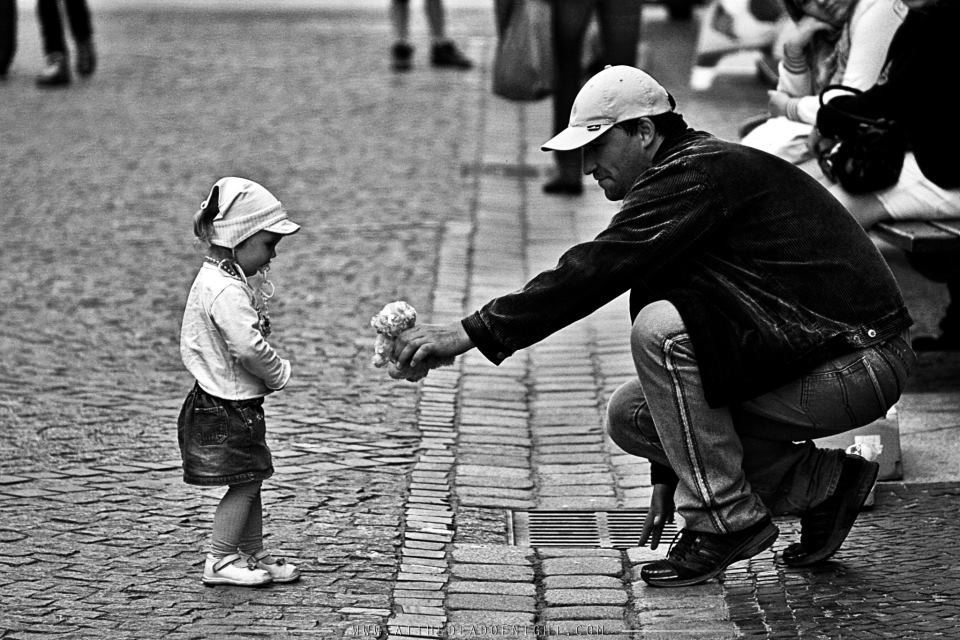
[607,300,916,535]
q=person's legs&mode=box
[630,300,771,534]
[733,331,911,515]
[424,0,445,43]
[546,0,595,194]
[390,0,414,71]
[427,0,472,68]
[36,0,70,86]
[62,0,92,43]
[211,480,263,557]
[236,487,302,583]
[62,0,94,76]
[204,480,271,586]
[237,487,264,557]
[613,301,913,583]
[0,0,15,79]
[36,0,65,56]
[594,0,640,67]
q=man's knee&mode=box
[630,300,687,359]
[606,379,658,458]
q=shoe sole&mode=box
[643,522,779,588]
[780,460,879,567]
[202,577,273,587]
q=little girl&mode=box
[177,176,301,587]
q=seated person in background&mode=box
[740,0,903,164]
[807,0,960,351]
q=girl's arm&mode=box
[794,0,904,123]
[211,285,291,390]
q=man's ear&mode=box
[638,118,658,147]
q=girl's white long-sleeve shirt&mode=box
[180,263,291,400]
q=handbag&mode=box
[492,0,553,101]
[815,84,906,194]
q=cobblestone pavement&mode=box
[2,4,959,640]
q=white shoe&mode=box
[202,553,272,587]
[247,550,300,583]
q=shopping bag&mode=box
[492,0,553,101]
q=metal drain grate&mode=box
[510,510,679,548]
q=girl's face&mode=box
[798,0,852,25]
[235,230,283,275]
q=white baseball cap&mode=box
[541,65,673,152]
[203,177,301,249]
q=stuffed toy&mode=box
[370,300,453,381]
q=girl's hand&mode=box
[639,483,676,550]
[767,90,792,117]
[781,16,836,57]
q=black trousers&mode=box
[550,0,641,179]
[0,0,15,75]
[37,0,93,56]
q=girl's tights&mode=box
[210,480,264,558]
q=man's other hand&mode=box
[639,483,676,550]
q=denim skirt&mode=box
[177,383,274,486]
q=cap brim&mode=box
[541,123,614,151]
[264,219,301,236]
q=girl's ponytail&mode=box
[193,185,220,245]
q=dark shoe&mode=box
[430,41,472,69]
[36,52,70,87]
[391,42,413,72]
[780,454,879,567]
[640,517,779,587]
[912,332,960,352]
[76,40,96,77]
[543,175,583,196]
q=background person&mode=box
[807,0,960,351]
[0,0,15,80]
[35,0,97,87]
[739,0,903,163]
[389,0,473,71]
[544,0,642,195]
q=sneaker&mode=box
[779,454,879,567]
[391,42,413,72]
[36,52,70,87]
[76,40,96,77]
[202,553,273,587]
[640,517,779,587]
[246,550,301,583]
[430,41,472,70]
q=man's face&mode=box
[582,125,651,201]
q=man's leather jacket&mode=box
[462,130,912,407]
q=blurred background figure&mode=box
[739,0,903,164]
[0,0,14,80]
[807,0,960,351]
[390,0,473,72]
[689,0,785,92]
[544,0,642,195]
[35,0,97,87]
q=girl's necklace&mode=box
[204,257,274,337]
